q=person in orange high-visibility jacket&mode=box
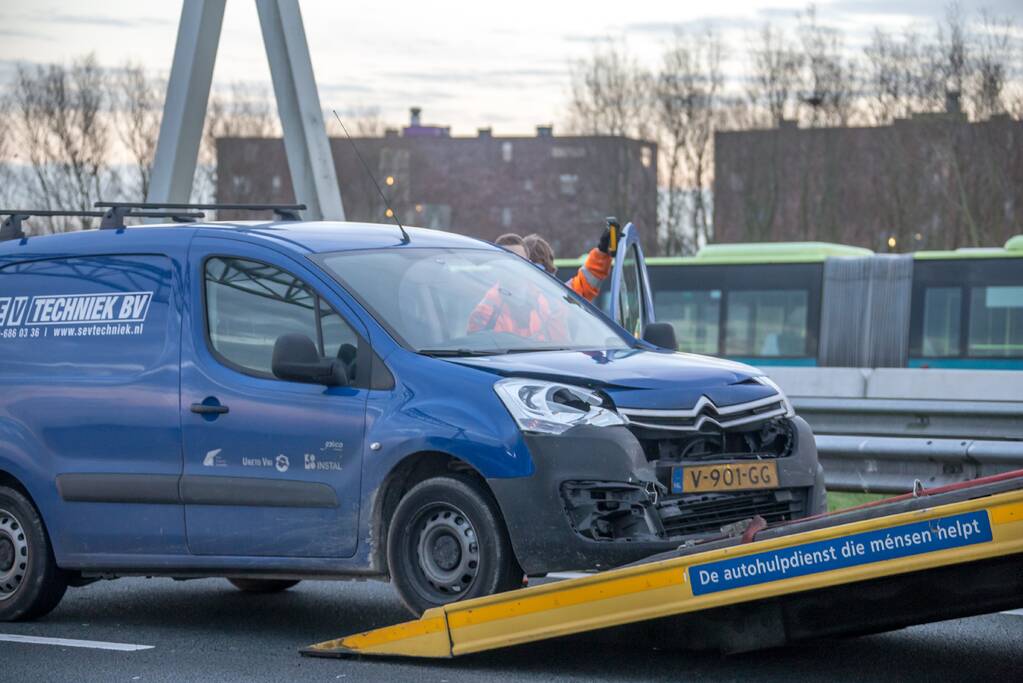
[466,280,569,342]
[466,233,569,343]
[564,222,615,302]
[522,226,614,303]
[566,242,611,302]
[564,223,609,300]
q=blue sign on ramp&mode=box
[689,510,992,596]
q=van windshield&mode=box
[320,248,630,355]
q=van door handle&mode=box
[191,403,229,415]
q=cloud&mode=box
[382,66,568,86]
[625,16,764,34]
[562,33,615,44]
[828,0,1023,21]
[9,11,172,30]
[316,82,375,95]
[754,6,805,21]
[2,28,49,40]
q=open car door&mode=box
[606,221,656,339]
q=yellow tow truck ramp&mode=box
[304,472,1023,659]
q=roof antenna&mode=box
[331,109,410,244]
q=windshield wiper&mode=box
[418,348,502,357]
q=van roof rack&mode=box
[94,202,307,222]
[1,208,205,242]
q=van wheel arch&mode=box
[0,471,40,520]
[0,470,57,545]
[0,479,69,620]
[374,452,497,576]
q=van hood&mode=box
[447,348,776,410]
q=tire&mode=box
[387,475,523,616]
[0,486,68,621]
[227,578,300,594]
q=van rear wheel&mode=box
[227,578,300,594]
[0,486,67,622]
[387,475,523,616]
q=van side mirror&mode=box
[272,333,348,386]
[642,322,677,351]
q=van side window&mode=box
[204,257,357,377]
[319,298,359,362]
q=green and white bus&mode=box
[557,234,1023,370]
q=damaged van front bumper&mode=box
[488,417,825,575]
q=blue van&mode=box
[0,213,825,620]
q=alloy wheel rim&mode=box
[0,508,29,600]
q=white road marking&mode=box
[1001,609,1023,616]
[0,634,154,651]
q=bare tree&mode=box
[933,2,969,109]
[970,11,1014,119]
[797,5,855,126]
[0,94,14,207]
[567,43,657,251]
[863,28,941,124]
[194,82,279,204]
[567,42,652,139]
[746,23,803,127]
[325,106,387,137]
[1007,83,1023,120]
[10,54,116,232]
[655,30,723,253]
[113,62,164,200]
[864,29,906,124]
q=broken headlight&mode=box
[494,377,626,435]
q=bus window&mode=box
[968,286,1023,357]
[653,289,720,354]
[921,287,961,357]
[725,290,808,357]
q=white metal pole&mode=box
[256,0,345,220]
[147,0,226,205]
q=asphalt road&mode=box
[1,578,1020,682]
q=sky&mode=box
[1,0,1021,135]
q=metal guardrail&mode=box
[793,397,1023,442]
[789,397,1023,493]
[816,435,1023,493]
[761,369,1023,494]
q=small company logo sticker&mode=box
[275,454,290,473]
[202,448,226,467]
[304,453,342,472]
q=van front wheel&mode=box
[0,486,67,621]
[387,476,522,616]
